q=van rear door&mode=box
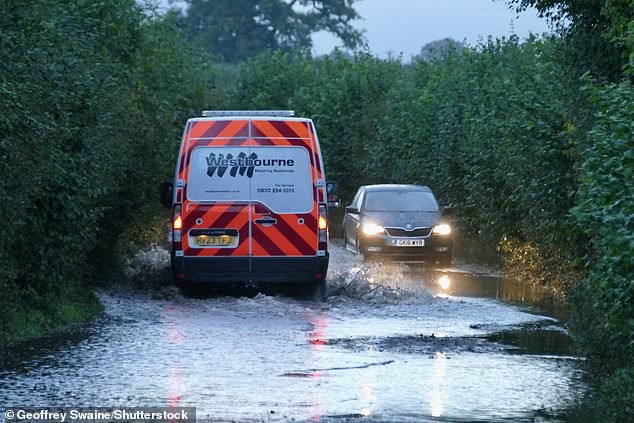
[250,145,317,266]
[182,118,322,279]
[249,119,321,277]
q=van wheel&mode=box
[308,279,327,302]
[177,281,202,297]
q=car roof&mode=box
[360,184,432,192]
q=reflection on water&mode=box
[429,352,448,418]
[358,365,377,418]
[486,327,574,357]
[429,269,568,322]
[437,275,451,291]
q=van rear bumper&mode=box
[171,254,329,284]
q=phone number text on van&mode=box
[257,187,295,193]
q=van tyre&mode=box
[177,281,202,297]
[308,279,327,302]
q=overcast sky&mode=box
[312,0,552,60]
[159,0,552,61]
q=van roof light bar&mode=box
[202,110,295,117]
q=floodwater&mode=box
[0,245,585,422]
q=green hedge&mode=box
[0,0,213,341]
[570,81,634,419]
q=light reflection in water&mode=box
[308,312,329,421]
[430,352,448,418]
[437,275,451,290]
[359,366,377,417]
[165,304,184,409]
[308,313,328,354]
[168,365,183,409]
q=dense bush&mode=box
[570,81,634,418]
[0,0,213,341]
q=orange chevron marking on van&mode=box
[169,111,333,286]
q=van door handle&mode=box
[254,217,277,227]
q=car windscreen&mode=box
[363,190,439,212]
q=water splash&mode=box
[326,246,434,303]
[123,245,170,278]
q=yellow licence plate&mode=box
[194,235,233,247]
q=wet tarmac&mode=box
[0,245,585,422]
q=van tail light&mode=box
[172,205,182,249]
[173,214,183,230]
[318,204,328,251]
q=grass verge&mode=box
[0,287,103,347]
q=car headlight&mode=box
[362,222,385,235]
[433,224,451,235]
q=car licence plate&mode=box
[396,239,425,247]
[194,235,233,247]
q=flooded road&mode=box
[1,246,584,422]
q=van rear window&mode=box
[187,146,314,214]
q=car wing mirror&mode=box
[345,205,359,214]
[160,182,173,208]
[326,181,340,208]
[441,203,455,216]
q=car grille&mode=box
[385,227,432,237]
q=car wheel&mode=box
[357,241,372,261]
[344,230,355,251]
[437,252,452,267]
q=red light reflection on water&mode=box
[164,305,185,344]
[164,304,184,410]
[307,312,329,420]
[168,365,183,408]
[309,315,328,352]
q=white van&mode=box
[161,111,338,295]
